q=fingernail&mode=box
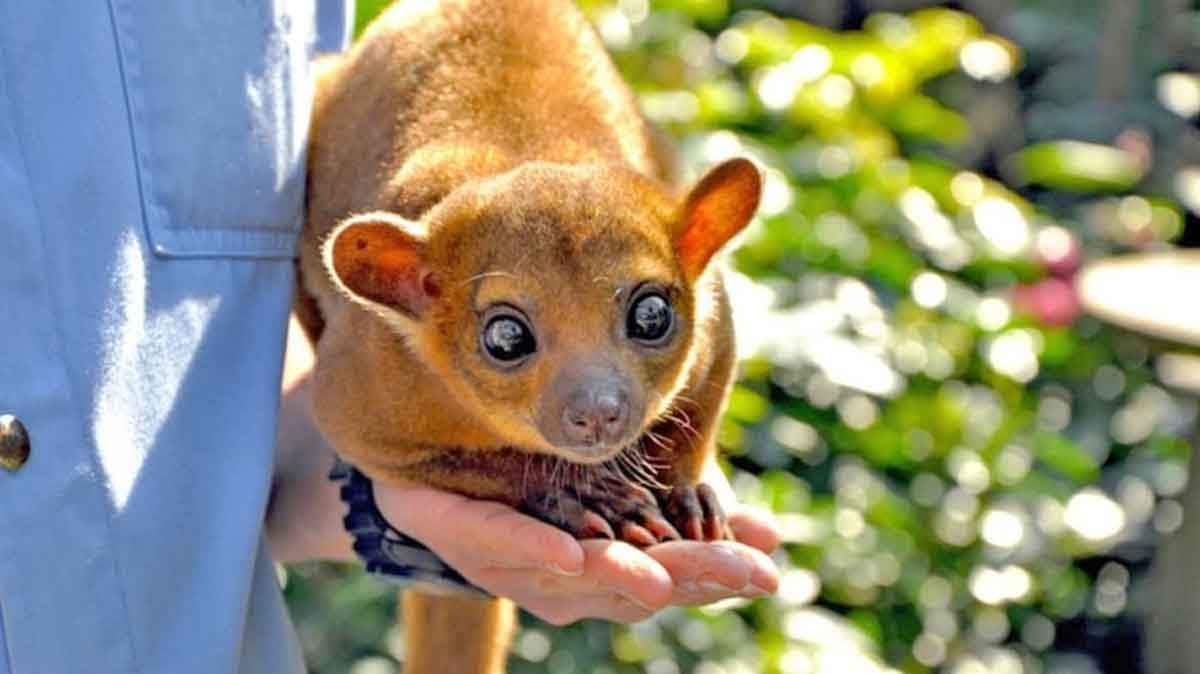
[543,562,583,577]
[740,584,771,597]
[699,580,735,593]
[617,591,656,612]
[679,575,737,596]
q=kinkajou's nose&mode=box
[561,380,631,447]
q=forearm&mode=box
[267,320,356,563]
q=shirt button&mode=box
[0,414,31,472]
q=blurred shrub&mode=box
[285,2,1200,673]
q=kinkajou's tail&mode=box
[401,590,517,674]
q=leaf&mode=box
[1034,431,1100,483]
[1007,141,1144,193]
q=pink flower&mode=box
[1013,277,1082,326]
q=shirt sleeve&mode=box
[317,0,356,54]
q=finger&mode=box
[565,594,656,624]
[575,539,673,612]
[647,541,751,594]
[649,540,779,598]
[714,540,779,594]
[471,541,673,614]
[728,506,781,554]
[376,485,585,576]
[491,586,655,626]
[485,580,656,624]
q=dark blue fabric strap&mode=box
[329,458,488,597]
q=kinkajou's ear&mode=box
[674,158,762,281]
[322,212,441,320]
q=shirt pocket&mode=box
[109,1,316,259]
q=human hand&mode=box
[375,465,780,625]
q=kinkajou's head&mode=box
[322,158,761,463]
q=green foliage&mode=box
[353,0,392,36]
[286,2,1199,673]
[1011,142,1144,193]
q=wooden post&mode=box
[1098,0,1138,103]
[1148,441,1200,674]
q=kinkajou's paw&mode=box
[660,482,731,542]
[522,477,682,547]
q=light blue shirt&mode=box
[0,2,351,672]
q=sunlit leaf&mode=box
[1009,141,1145,193]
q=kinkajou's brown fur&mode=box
[296,1,762,672]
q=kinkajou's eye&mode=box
[481,311,537,366]
[627,291,674,345]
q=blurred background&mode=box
[283,1,1200,672]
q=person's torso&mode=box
[0,2,346,671]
